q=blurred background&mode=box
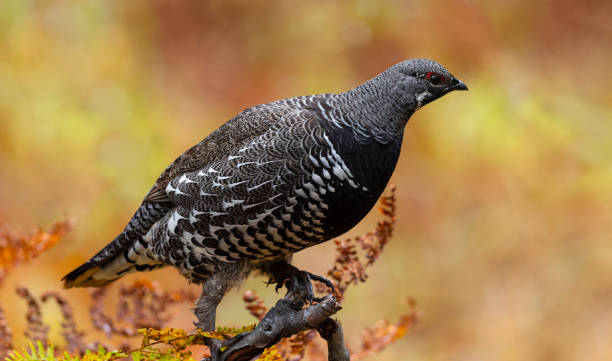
[1,0,612,360]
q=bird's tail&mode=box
[62,202,170,288]
[62,234,164,288]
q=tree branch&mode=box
[207,293,349,361]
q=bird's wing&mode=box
[143,104,297,203]
[156,107,331,262]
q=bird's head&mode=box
[387,58,468,111]
[337,58,468,143]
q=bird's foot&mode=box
[308,273,335,295]
[267,261,335,304]
[200,331,250,361]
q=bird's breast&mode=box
[300,130,403,240]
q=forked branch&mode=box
[207,292,348,361]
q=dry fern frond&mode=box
[16,286,49,346]
[0,219,72,284]
[119,279,196,330]
[0,219,71,357]
[90,280,196,338]
[319,185,397,301]
[277,330,317,361]
[0,305,13,359]
[90,287,119,338]
[243,290,268,321]
[351,300,420,361]
[41,292,86,353]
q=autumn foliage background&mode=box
[1,1,612,360]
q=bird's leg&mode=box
[266,260,335,303]
[194,281,227,361]
[195,284,255,361]
[193,280,225,331]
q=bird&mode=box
[63,58,467,331]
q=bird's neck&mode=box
[331,75,414,144]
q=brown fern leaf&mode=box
[16,286,49,346]
[41,292,86,353]
[243,290,268,321]
[91,280,196,338]
[317,186,397,301]
[277,329,317,361]
[0,304,13,360]
[119,279,196,330]
[90,286,125,337]
[0,219,72,284]
[359,184,396,267]
[326,238,367,300]
[351,299,419,361]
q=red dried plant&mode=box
[2,280,196,357]
[90,279,197,338]
[0,219,72,359]
[243,289,268,321]
[0,220,72,284]
[15,286,50,346]
[41,292,86,353]
[320,185,397,301]
[351,298,419,360]
[0,305,13,357]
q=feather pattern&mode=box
[63,58,467,286]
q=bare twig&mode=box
[317,319,351,361]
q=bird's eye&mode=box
[426,72,445,85]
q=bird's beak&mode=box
[450,78,468,91]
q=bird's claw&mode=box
[308,272,335,293]
[268,264,334,304]
[287,272,315,303]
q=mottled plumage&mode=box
[63,58,467,330]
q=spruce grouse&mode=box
[63,58,468,330]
